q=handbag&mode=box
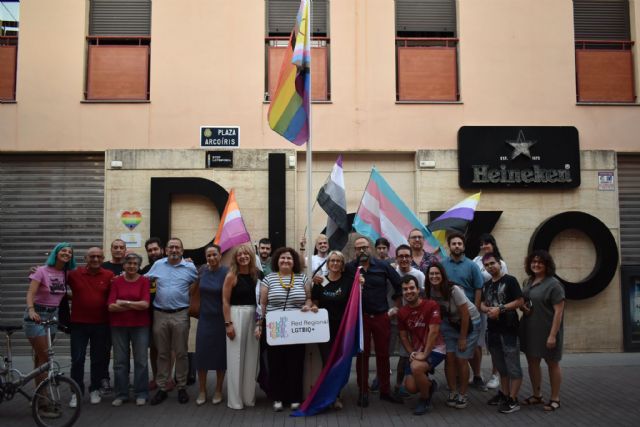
[188,281,201,318]
[57,269,72,334]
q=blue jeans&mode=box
[111,326,150,400]
[70,323,110,394]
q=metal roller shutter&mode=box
[396,0,457,35]
[89,0,152,36]
[267,0,328,36]
[573,0,630,40]
[619,155,640,266]
[0,154,105,355]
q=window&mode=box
[86,0,151,100]
[395,0,458,101]
[574,0,635,102]
[0,0,19,101]
[265,0,330,101]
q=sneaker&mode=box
[488,391,507,406]
[273,401,283,412]
[499,397,520,414]
[90,390,102,404]
[471,376,488,392]
[370,377,380,393]
[446,392,458,408]
[112,398,125,407]
[394,385,411,398]
[69,394,78,408]
[290,402,300,410]
[486,374,500,389]
[136,398,146,406]
[455,394,468,409]
[356,393,369,407]
[178,389,189,404]
[380,392,404,404]
[150,390,168,406]
[413,398,432,415]
[99,379,113,396]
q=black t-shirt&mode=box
[312,273,353,337]
[482,274,523,335]
[102,261,124,276]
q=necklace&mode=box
[278,272,294,289]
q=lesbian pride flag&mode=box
[213,189,251,253]
[291,269,363,416]
[353,168,444,256]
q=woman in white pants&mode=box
[222,243,261,409]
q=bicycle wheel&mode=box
[32,375,82,427]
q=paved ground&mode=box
[2,352,639,426]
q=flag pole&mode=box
[306,0,313,280]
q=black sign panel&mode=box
[200,126,239,148]
[458,126,580,189]
[206,151,233,168]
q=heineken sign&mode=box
[458,126,580,189]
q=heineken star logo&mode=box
[506,130,537,160]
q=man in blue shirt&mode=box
[442,232,487,391]
[145,238,198,405]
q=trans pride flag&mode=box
[213,189,251,253]
[353,168,444,256]
[268,0,311,145]
[291,269,363,416]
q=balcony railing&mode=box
[575,39,635,103]
[396,37,459,102]
[85,36,151,101]
[265,37,330,102]
[0,36,18,101]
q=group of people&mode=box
[22,229,566,417]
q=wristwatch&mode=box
[499,304,506,314]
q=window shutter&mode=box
[396,0,456,35]
[573,0,630,40]
[267,0,328,36]
[89,0,152,36]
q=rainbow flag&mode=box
[428,192,482,245]
[292,269,363,416]
[268,0,311,146]
[213,189,251,253]
[353,168,445,256]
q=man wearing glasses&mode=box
[408,229,438,276]
[347,236,403,407]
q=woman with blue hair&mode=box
[24,242,77,387]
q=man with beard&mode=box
[409,229,438,276]
[145,238,198,405]
[346,236,403,407]
[441,232,486,391]
[257,238,272,275]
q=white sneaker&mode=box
[135,398,146,406]
[290,402,300,410]
[111,398,124,407]
[273,401,283,411]
[69,394,78,408]
[90,390,102,404]
[486,374,500,389]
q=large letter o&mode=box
[528,211,619,300]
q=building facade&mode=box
[1,0,639,353]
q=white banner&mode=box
[265,309,330,346]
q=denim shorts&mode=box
[487,331,523,379]
[23,305,58,338]
[404,351,445,376]
[440,318,481,359]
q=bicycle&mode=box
[1,317,82,427]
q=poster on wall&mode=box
[265,309,330,346]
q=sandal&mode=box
[522,395,544,405]
[544,400,561,412]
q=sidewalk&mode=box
[2,352,639,426]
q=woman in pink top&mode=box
[24,242,77,386]
[108,253,151,406]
